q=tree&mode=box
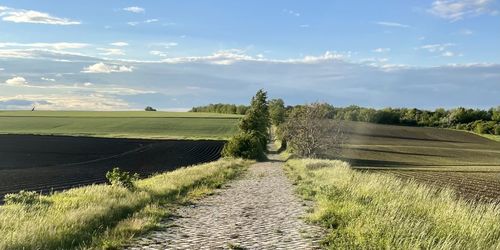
[282,103,345,158]
[145,106,157,111]
[238,89,270,148]
[223,89,270,160]
[269,98,286,126]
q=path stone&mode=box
[125,155,323,249]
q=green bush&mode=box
[495,125,500,135]
[105,168,140,190]
[4,190,41,205]
[222,132,266,160]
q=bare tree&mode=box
[282,103,345,158]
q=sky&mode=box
[0,0,499,111]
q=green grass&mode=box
[0,111,241,140]
[0,158,251,250]
[285,158,500,249]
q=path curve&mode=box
[126,155,323,249]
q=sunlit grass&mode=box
[0,111,241,140]
[285,159,500,249]
[0,158,250,249]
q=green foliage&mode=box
[190,103,249,115]
[222,132,266,160]
[0,159,250,250]
[286,159,500,249]
[239,89,270,142]
[224,89,270,160]
[105,167,140,190]
[4,190,40,205]
[269,98,286,126]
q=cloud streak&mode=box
[0,6,80,25]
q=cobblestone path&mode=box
[126,155,323,249]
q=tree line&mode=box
[327,105,500,135]
[190,104,249,115]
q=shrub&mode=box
[222,132,266,160]
[4,190,41,205]
[105,168,140,190]
[495,124,500,135]
[144,106,156,111]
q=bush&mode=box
[4,190,41,205]
[222,132,266,160]
[105,168,140,190]
[495,125,500,135]
[144,106,156,111]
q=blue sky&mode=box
[0,0,499,110]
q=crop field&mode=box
[0,134,225,200]
[0,111,241,140]
[337,121,500,202]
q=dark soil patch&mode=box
[0,135,224,201]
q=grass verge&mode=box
[0,158,250,250]
[285,158,500,249]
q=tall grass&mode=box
[0,158,250,250]
[285,159,500,249]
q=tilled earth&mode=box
[0,135,224,200]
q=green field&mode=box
[0,111,241,140]
[336,121,500,202]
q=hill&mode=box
[0,111,241,140]
[336,121,500,202]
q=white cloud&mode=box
[110,42,129,47]
[373,48,391,53]
[0,68,4,71]
[283,9,300,17]
[299,24,310,28]
[0,42,89,50]
[41,77,55,82]
[150,50,168,57]
[419,43,455,52]
[428,0,497,21]
[98,48,125,56]
[459,29,474,35]
[128,19,159,26]
[82,62,133,73]
[376,21,411,28]
[0,6,80,25]
[83,82,93,86]
[442,51,455,57]
[5,76,27,86]
[123,6,145,13]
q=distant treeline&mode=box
[192,103,500,136]
[190,103,250,115]
[325,105,500,135]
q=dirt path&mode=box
[125,154,323,249]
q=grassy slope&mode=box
[0,111,241,140]
[0,158,251,250]
[339,121,500,171]
[286,159,500,249]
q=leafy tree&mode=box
[223,89,270,160]
[282,103,345,158]
[269,98,286,126]
[238,89,270,148]
[145,106,157,111]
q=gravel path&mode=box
[125,155,323,249]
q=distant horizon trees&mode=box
[192,102,500,136]
[190,103,249,115]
